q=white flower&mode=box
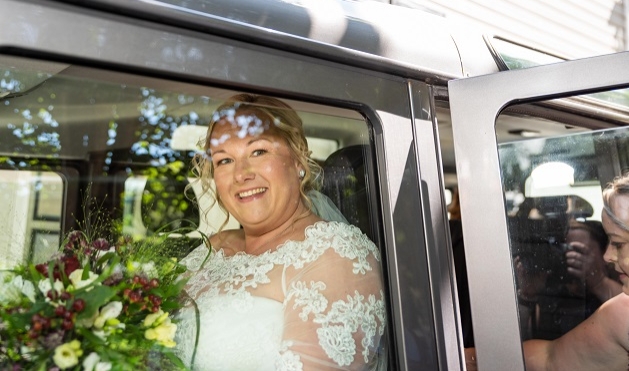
[0,274,36,304]
[94,247,116,261]
[83,352,112,371]
[38,278,64,296]
[76,309,99,328]
[94,301,123,329]
[144,309,177,347]
[0,272,20,304]
[144,317,177,348]
[53,340,83,369]
[143,309,167,327]
[16,276,36,302]
[68,269,99,290]
[92,329,106,340]
[20,345,35,360]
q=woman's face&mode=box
[208,112,303,233]
[602,194,629,295]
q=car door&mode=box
[448,51,629,370]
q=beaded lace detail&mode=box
[175,221,386,370]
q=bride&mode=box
[175,94,386,370]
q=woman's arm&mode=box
[523,294,629,371]
[281,226,385,370]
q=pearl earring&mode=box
[299,169,305,179]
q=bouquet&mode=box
[0,222,196,370]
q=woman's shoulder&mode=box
[307,220,367,239]
[301,221,381,268]
[587,293,629,348]
[597,293,629,321]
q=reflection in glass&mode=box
[499,127,629,341]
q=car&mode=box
[2,0,628,369]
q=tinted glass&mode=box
[0,55,388,369]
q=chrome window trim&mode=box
[411,81,464,371]
[449,51,629,371]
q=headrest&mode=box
[141,175,199,233]
[321,145,372,240]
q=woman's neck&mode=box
[243,207,320,255]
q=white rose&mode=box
[14,276,36,303]
[82,352,112,371]
[94,301,123,329]
[69,269,99,290]
[0,275,36,304]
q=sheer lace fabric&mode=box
[175,221,386,370]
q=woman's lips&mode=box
[237,187,267,200]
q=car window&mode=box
[496,92,629,342]
[0,54,389,367]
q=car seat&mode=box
[321,144,374,241]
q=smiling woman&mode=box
[176,94,387,370]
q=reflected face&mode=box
[602,194,629,295]
[209,113,302,232]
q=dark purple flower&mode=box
[41,330,65,350]
[65,230,87,251]
[61,255,80,277]
[35,262,49,276]
[92,238,110,251]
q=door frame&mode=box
[448,51,629,371]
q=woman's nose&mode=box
[603,243,616,263]
[234,159,254,183]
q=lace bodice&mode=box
[175,221,386,370]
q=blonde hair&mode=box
[602,172,629,233]
[191,94,322,231]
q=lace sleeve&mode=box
[280,227,387,370]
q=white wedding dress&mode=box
[175,221,386,370]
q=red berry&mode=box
[62,319,74,330]
[47,290,57,300]
[128,290,141,303]
[72,299,86,313]
[55,306,66,317]
[138,277,148,287]
[32,322,42,332]
[149,278,159,288]
[149,295,162,307]
[60,291,71,301]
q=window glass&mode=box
[496,92,629,343]
[488,37,629,109]
[0,55,387,368]
[0,170,63,268]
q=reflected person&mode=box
[522,173,629,370]
[564,220,621,303]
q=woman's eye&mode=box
[252,149,267,157]
[215,158,232,166]
[611,241,625,249]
